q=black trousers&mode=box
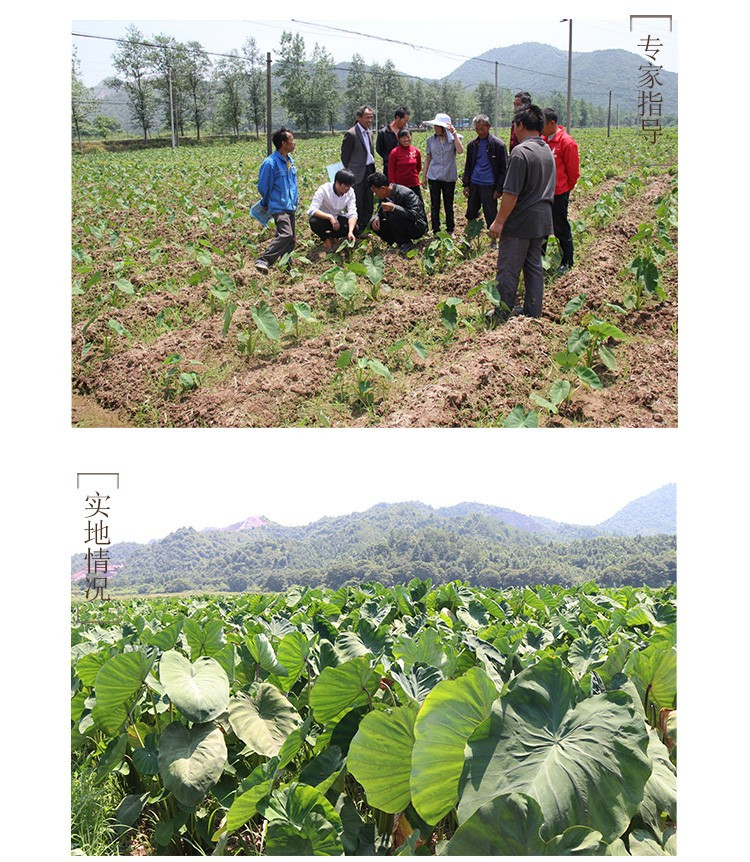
[309,215,351,240]
[428,179,456,233]
[354,167,376,232]
[465,183,498,229]
[372,208,426,246]
[541,191,574,267]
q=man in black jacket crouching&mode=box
[367,172,427,253]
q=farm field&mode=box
[72,128,677,427]
[71,581,677,855]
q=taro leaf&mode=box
[445,792,549,855]
[143,620,182,651]
[545,826,608,854]
[114,278,135,295]
[589,320,628,341]
[309,656,379,725]
[223,778,274,833]
[455,600,489,631]
[76,650,108,687]
[458,656,652,843]
[334,269,358,300]
[412,341,427,359]
[92,651,152,735]
[356,619,390,655]
[638,729,677,834]
[115,792,148,829]
[367,358,392,380]
[336,631,373,661]
[159,650,229,723]
[575,365,603,390]
[248,633,287,676]
[549,378,572,406]
[271,631,309,689]
[107,319,127,336]
[553,350,580,370]
[158,721,227,808]
[133,745,160,776]
[390,663,443,705]
[259,783,343,855]
[299,745,345,792]
[154,820,174,846]
[183,617,225,659]
[567,327,590,354]
[222,301,238,336]
[364,255,385,285]
[628,828,670,855]
[252,301,281,341]
[503,406,539,428]
[410,667,499,824]
[330,705,369,755]
[291,301,313,320]
[568,634,609,677]
[561,292,587,319]
[627,645,677,712]
[228,683,301,757]
[599,345,618,370]
[392,629,445,672]
[96,733,128,783]
[348,704,419,812]
[530,393,558,413]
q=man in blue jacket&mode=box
[255,128,298,273]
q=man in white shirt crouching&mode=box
[307,169,359,249]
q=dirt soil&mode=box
[72,175,676,428]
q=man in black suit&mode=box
[341,105,376,233]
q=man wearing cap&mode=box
[376,106,411,178]
[488,105,555,320]
[422,112,464,234]
[462,114,507,238]
[541,107,580,273]
[341,105,377,233]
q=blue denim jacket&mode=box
[257,150,298,214]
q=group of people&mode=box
[254,92,580,320]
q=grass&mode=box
[71,754,122,855]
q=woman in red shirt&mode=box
[388,129,423,199]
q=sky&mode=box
[70,429,678,549]
[72,12,677,88]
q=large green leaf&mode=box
[259,783,343,855]
[228,683,301,757]
[639,729,677,834]
[458,657,652,843]
[223,778,274,833]
[309,656,379,724]
[183,617,225,658]
[92,651,152,735]
[444,792,605,855]
[410,667,499,824]
[159,650,229,723]
[158,721,227,808]
[627,645,677,712]
[272,631,310,688]
[348,704,418,812]
[252,301,281,341]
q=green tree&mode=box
[243,37,266,138]
[407,78,428,126]
[213,50,246,138]
[110,24,158,142]
[181,40,212,141]
[311,43,340,133]
[276,31,321,132]
[147,33,185,142]
[344,53,369,124]
[93,115,121,139]
[475,81,495,120]
[71,47,94,150]
[375,59,404,125]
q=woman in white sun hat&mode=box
[421,112,464,234]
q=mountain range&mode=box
[71,485,676,594]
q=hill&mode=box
[445,42,677,115]
[71,487,676,594]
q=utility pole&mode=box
[266,52,272,156]
[561,18,573,131]
[494,61,500,130]
[607,91,612,137]
[167,66,177,148]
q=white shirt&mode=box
[307,182,358,220]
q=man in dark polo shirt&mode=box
[488,105,555,320]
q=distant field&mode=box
[72,128,677,427]
[71,580,677,855]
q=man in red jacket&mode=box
[542,108,580,273]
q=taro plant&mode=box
[162,353,202,400]
[386,338,427,372]
[237,301,281,356]
[553,316,628,390]
[503,406,539,428]
[467,278,510,326]
[282,301,317,341]
[421,231,456,274]
[437,297,464,338]
[334,349,393,411]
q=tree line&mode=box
[72,25,635,146]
